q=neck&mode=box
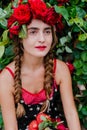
[22,53,44,71]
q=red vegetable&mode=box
[36,113,51,124]
[28,120,38,130]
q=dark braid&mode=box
[40,52,53,112]
[40,27,58,112]
[13,37,25,118]
[44,52,54,98]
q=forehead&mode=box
[27,19,51,29]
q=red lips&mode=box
[35,46,47,51]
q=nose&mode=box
[38,32,45,43]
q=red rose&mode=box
[66,62,75,74]
[29,0,47,20]
[45,8,59,25]
[13,4,31,25]
[7,15,16,28]
[9,25,19,38]
[56,15,64,33]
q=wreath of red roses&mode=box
[7,0,64,38]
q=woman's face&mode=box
[22,19,53,58]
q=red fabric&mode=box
[5,67,14,77]
[53,59,56,74]
[22,88,47,104]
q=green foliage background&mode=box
[0,0,87,129]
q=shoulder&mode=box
[0,61,15,77]
[55,59,69,73]
[54,59,71,85]
[0,61,15,93]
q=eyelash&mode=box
[30,31,37,34]
[45,30,51,34]
[28,30,52,35]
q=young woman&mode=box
[0,0,81,130]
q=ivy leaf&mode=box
[73,60,83,69]
[12,0,19,7]
[60,37,67,45]
[81,106,87,116]
[76,6,86,18]
[75,68,83,76]
[0,30,10,46]
[81,51,87,62]
[4,3,13,17]
[0,45,5,58]
[74,17,84,27]
[0,18,7,29]
[70,0,79,5]
[82,64,87,72]
[68,6,76,18]
[78,33,87,41]
[2,30,9,41]
[54,5,69,20]
[0,8,7,18]
[60,33,72,45]
[5,44,14,56]
[65,46,72,53]
[76,42,86,50]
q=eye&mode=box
[27,28,38,35]
[29,30,37,34]
[44,29,52,35]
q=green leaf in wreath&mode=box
[0,30,9,46]
[19,24,27,38]
[4,3,13,17]
[0,45,5,58]
[2,29,9,41]
[0,18,7,29]
[0,8,7,18]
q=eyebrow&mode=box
[27,27,51,30]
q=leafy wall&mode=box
[0,0,87,129]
